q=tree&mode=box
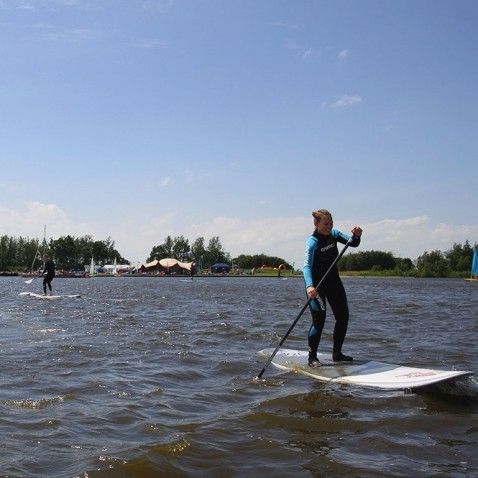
[340,250,397,271]
[445,241,475,272]
[172,235,190,261]
[205,236,229,267]
[92,240,111,263]
[85,237,126,265]
[0,234,128,271]
[233,254,292,269]
[416,250,449,277]
[147,235,174,262]
[50,235,128,269]
[148,235,228,268]
[0,235,39,271]
[51,235,77,270]
[394,258,414,275]
[148,235,190,262]
[191,237,206,270]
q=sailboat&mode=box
[465,247,478,282]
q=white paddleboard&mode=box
[19,292,81,300]
[259,348,474,390]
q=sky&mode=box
[1,0,477,269]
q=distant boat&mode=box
[465,248,478,282]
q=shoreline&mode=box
[2,272,470,279]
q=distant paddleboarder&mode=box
[303,209,362,367]
[42,254,55,295]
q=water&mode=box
[0,276,476,477]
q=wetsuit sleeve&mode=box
[303,236,317,288]
[332,229,361,247]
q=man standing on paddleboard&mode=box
[42,254,56,295]
[303,209,362,367]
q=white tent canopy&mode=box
[142,258,194,271]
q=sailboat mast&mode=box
[42,224,47,268]
[29,224,47,272]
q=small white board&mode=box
[259,348,474,390]
[19,292,81,300]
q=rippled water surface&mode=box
[0,276,477,477]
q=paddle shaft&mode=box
[256,239,352,379]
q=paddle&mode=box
[256,238,353,379]
[24,277,35,284]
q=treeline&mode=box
[147,235,292,271]
[50,236,127,270]
[0,235,127,271]
[339,241,476,278]
[232,254,292,269]
[1,232,291,273]
[0,236,38,272]
[147,235,229,270]
[1,232,475,278]
[339,251,414,273]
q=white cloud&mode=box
[180,214,477,268]
[340,216,478,260]
[301,48,312,62]
[16,1,34,9]
[2,203,476,268]
[330,94,363,108]
[159,176,171,187]
[338,49,350,60]
[0,201,92,239]
[33,23,98,41]
[0,0,34,9]
[93,213,309,265]
[284,38,313,62]
[182,168,212,183]
[1,0,96,11]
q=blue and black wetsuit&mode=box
[303,229,360,359]
[42,259,55,295]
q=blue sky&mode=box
[1,0,477,268]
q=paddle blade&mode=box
[25,278,34,284]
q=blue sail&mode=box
[472,248,478,276]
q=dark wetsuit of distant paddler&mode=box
[42,259,55,295]
[303,229,360,362]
